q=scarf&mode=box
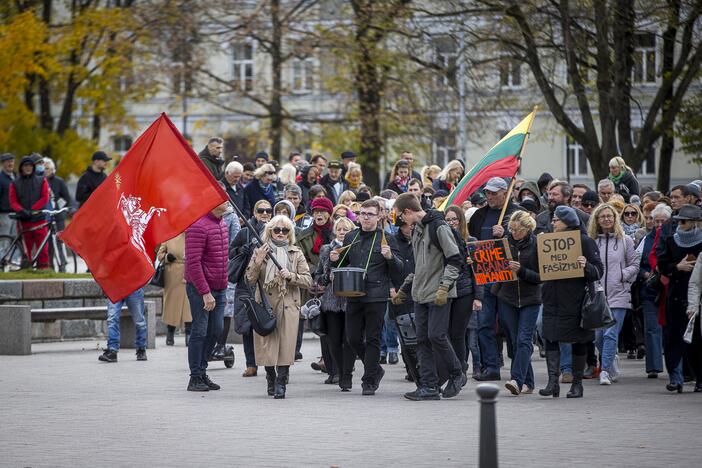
[348,178,361,190]
[394,176,409,192]
[259,180,274,197]
[622,222,640,238]
[312,222,332,255]
[264,239,291,295]
[608,171,625,185]
[674,226,702,248]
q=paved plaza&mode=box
[1,335,701,467]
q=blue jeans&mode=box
[478,289,500,374]
[596,308,627,373]
[560,343,572,374]
[106,288,146,351]
[380,305,399,355]
[642,299,664,373]
[498,302,539,388]
[186,283,225,377]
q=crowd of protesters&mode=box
[4,136,702,399]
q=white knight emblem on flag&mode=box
[118,194,167,262]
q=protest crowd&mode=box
[3,136,702,401]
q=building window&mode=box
[233,43,254,91]
[633,129,656,175]
[499,58,522,88]
[292,57,314,93]
[433,36,458,87]
[566,136,588,177]
[633,33,657,84]
[113,135,132,153]
[436,130,456,167]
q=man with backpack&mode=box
[392,193,464,400]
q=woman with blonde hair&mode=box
[421,165,441,188]
[246,215,313,398]
[244,162,277,213]
[338,190,356,207]
[608,156,640,202]
[433,160,463,193]
[332,203,355,222]
[345,162,364,191]
[588,203,639,386]
[621,203,644,242]
[277,163,297,187]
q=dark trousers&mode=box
[448,294,473,373]
[415,300,462,388]
[326,311,354,381]
[345,301,385,387]
[186,283,225,377]
[243,330,256,368]
[321,336,336,375]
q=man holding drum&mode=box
[330,199,402,395]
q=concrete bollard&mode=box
[0,305,32,355]
[476,383,499,468]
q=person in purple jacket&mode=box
[184,200,232,392]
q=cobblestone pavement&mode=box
[1,335,701,467]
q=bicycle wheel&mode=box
[67,249,78,274]
[0,235,24,272]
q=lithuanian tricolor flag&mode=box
[440,110,536,210]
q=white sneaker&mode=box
[521,384,533,394]
[505,380,520,395]
[599,370,612,385]
[611,355,620,382]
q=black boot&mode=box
[539,350,561,397]
[567,353,586,399]
[166,326,175,346]
[265,366,276,396]
[274,366,289,399]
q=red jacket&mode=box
[184,213,229,295]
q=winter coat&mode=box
[595,233,639,309]
[225,181,250,221]
[157,233,191,327]
[454,233,482,299]
[184,213,229,294]
[468,202,522,240]
[314,241,347,313]
[496,233,542,308]
[198,147,224,180]
[335,227,403,303]
[9,171,50,224]
[611,171,640,202]
[47,174,75,224]
[541,228,604,343]
[401,210,461,304]
[432,178,453,193]
[535,206,590,235]
[686,256,702,328]
[244,180,276,215]
[517,181,545,212]
[246,245,312,366]
[656,230,702,312]
[75,166,106,206]
[0,171,15,213]
[230,223,265,334]
[297,223,333,273]
[320,174,348,205]
[638,229,658,302]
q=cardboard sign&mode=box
[467,239,515,285]
[537,231,584,281]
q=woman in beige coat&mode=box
[157,233,192,346]
[246,215,312,399]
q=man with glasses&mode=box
[330,199,402,395]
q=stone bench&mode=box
[0,301,156,355]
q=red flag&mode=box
[60,113,227,302]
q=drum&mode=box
[332,267,366,297]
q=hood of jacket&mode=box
[518,181,541,204]
[421,209,445,226]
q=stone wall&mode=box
[0,279,164,342]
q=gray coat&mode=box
[315,241,347,313]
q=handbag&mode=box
[580,281,617,330]
[149,261,165,287]
[243,279,277,336]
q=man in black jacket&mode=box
[330,198,402,395]
[76,151,111,207]
[534,181,590,235]
[224,161,250,224]
[0,153,16,236]
[320,160,348,205]
[467,177,522,381]
[198,137,224,180]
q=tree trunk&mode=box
[658,131,674,193]
[657,0,680,192]
[38,76,53,131]
[269,0,284,161]
[92,113,101,143]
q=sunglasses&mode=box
[265,171,276,175]
[623,211,637,217]
[272,227,290,234]
[257,208,273,214]
[582,202,596,208]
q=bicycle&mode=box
[0,207,78,273]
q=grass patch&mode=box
[0,269,93,280]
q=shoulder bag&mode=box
[580,281,616,330]
[149,261,165,288]
[243,279,277,336]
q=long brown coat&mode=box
[246,245,312,366]
[157,233,191,327]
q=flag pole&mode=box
[497,106,538,226]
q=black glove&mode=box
[19,209,31,220]
[166,253,177,263]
